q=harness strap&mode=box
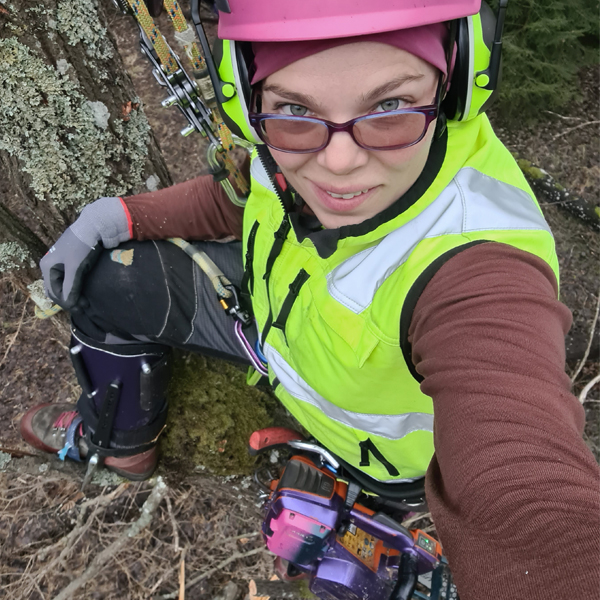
[77,397,168,458]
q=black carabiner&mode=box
[221,284,252,326]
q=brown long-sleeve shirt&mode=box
[123,175,600,599]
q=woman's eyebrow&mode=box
[261,84,321,109]
[361,74,424,103]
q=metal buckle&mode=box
[221,284,252,326]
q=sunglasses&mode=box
[249,85,440,154]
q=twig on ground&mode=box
[178,547,186,600]
[571,293,600,385]
[552,120,600,141]
[544,110,584,122]
[218,530,261,545]
[0,446,36,458]
[52,477,168,600]
[148,566,179,596]
[579,373,600,404]
[166,495,180,553]
[0,298,28,368]
[157,547,269,600]
[35,483,131,571]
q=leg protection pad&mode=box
[70,327,171,458]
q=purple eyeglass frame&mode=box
[248,92,440,154]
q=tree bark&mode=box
[0,0,172,276]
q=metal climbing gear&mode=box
[112,0,251,202]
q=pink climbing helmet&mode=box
[217,0,481,42]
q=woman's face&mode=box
[260,42,439,229]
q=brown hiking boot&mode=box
[20,402,158,481]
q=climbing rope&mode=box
[125,0,250,196]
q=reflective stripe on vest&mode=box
[264,342,434,440]
[327,167,552,313]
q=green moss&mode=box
[0,38,150,210]
[160,353,277,475]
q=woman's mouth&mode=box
[325,188,370,199]
[310,182,378,212]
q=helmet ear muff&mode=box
[213,38,261,144]
[443,1,501,122]
[213,1,504,137]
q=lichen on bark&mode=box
[0,241,33,272]
[56,0,113,60]
[0,36,150,211]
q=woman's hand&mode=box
[40,197,131,309]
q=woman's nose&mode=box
[316,131,369,174]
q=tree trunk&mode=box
[0,0,172,276]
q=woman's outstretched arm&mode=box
[409,242,600,600]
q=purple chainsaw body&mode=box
[252,429,445,600]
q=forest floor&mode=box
[0,2,598,599]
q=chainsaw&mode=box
[249,428,457,600]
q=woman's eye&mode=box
[281,104,308,117]
[375,99,404,112]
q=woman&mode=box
[22,1,599,597]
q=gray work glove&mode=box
[40,197,131,310]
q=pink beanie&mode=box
[250,23,451,85]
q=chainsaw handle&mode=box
[248,427,303,456]
[389,552,418,600]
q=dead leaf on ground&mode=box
[59,491,85,513]
[248,579,269,600]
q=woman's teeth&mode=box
[326,189,369,199]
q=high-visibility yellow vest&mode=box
[242,115,558,482]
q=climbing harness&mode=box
[166,238,267,374]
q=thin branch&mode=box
[166,495,180,553]
[580,373,600,404]
[552,120,600,141]
[0,298,28,368]
[0,446,36,458]
[52,477,168,600]
[544,110,584,122]
[571,293,600,385]
[35,483,132,571]
[178,547,186,600]
[157,547,269,600]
